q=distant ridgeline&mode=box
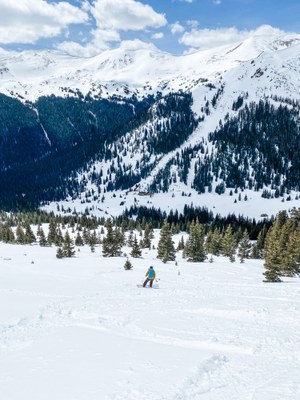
[0,91,299,211]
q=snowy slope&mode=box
[1,238,300,400]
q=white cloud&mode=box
[91,0,167,31]
[0,0,88,44]
[57,28,121,56]
[213,0,222,4]
[57,0,167,57]
[179,25,294,51]
[170,22,185,35]
[180,27,250,50]
[151,32,164,40]
[186,20,199,29]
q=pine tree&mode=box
[124,258,133,270]
[38,227,48,247]
[238,230,251,263]
[221,225,237,262]
[141,223,153,249]
[62,231,75,258]
[130,235,142,258]
[263,218,284,282]
[184,221,207,262]
[278,215,300,277]
[75,232,84,246]
[102,219,123,257]
[0,224,15,243]
[24,223,36,244]
[55,228,64,247]
[56,247,65,259]
[177,235,185,251]
[88,231,97,253]
[47,220,57,246]
[16,224,26,244]
[157,220,176,262]
[127,230,135,247]
[251,226,267,259]
[205,228,222,256]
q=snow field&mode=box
[0,240,300,400]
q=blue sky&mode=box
[0,0,299,56]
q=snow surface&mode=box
[1,236,300,400]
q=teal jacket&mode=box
[145,267,156,280]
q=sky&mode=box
[0,0,299,56]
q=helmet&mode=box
[150,266,153,269]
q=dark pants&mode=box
[143,278,154,287]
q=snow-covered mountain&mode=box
[0,25,300,218]
[1,25,299,101]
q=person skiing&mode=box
[143,266,156,288]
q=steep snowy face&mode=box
[0,25,299,101]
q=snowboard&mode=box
[137,284,160,289]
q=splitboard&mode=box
[137,284,160,289]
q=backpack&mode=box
[148,268,155,279]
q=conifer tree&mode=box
[285,227,300,276]
[47,220,57,246]
[75,232,84,247]
[0,224,15,243]
[25,223,36,244]
[157,220,176,262]
[124,258,133,270]
[184,221,207,262]
[62,231,75,258]
[177,235,185,251]
[56,247,65,259]
[251,226,267,259]
[127,230,135,247]
[55,228,64,247]
[88,231,97,253]
[238,230,251,263]
[38,227,48,247]
[263,218,284,282]
[16,224,26,244]
[102,219,123,257]
[130,235,142,258]
[141,223,153,249]
[221,225,237,262]
[205,228,222,256]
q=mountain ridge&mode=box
[0,26,299,218]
